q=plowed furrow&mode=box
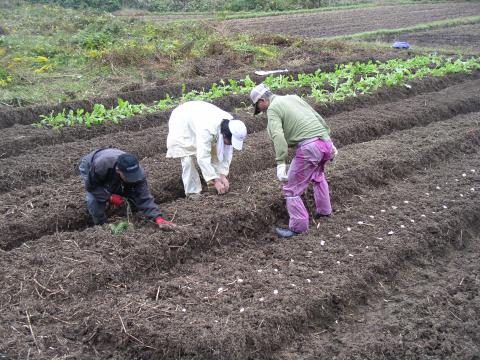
[0,78,479,194]
[0,112,477,296]
[0,72,475,159]
[1,81,479,250]
[1,127,478,359]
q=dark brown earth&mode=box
[363,23,480,53]
[225,3,480,38]
[0,61,479,359]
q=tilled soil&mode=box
[0,71,479,358]
[225,3,480,38]
[1,78,479,251]
[363,23,480,53]
[278,231,480,359]
[1,72,477,160]
[0,118,478,358]
[1,76,479,195]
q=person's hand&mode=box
[155,217,176,231]
[109,194,124,206]
[207,179,226,194]
[214,178,227,194]
[276,164,288,182]
[219,174,230,192]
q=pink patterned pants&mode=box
[283,138,334,233]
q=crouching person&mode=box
[79,148,174,228]
[166,101,247,199]
[250,84,338,238]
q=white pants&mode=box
[181,156,203,195]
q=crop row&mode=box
[1,78,478,198]
[35,55,480,129]
[1,116,478,358]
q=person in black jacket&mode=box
[79,148,173,227]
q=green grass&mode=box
[0,1,282,106]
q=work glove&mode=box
[219,174,230,192]
[332,144,338,159]
[109,194,124,206]
[276,164,288,182]
[155,217,176,231]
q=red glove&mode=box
[155,217,173,226]
[109,194,124,206]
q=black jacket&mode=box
[80,148,162,219]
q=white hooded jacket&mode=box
[166,101,234,182]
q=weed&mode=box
[110,221,130,234]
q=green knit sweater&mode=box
[266,94,331,164]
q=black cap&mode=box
[116,154,145,183]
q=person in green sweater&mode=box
[250,83,338,238]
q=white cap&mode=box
[250,83,270,104]
[228,119,247,150]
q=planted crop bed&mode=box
[0,61,479,359]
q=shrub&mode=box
[0,67,12,87]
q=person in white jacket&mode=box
[166,101,247,198]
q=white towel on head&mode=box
[216,131,232,162]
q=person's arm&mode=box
[267,108,289,165]
[196,128,219,182]
[128,180,162,220]
[216,145,233,176]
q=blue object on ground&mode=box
[275,227,299,238]
[392,41,410,49]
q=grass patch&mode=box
[0,1,283,106]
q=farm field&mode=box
[1,1,480,359]
[361,23,480,53]
[225,3,480,38]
